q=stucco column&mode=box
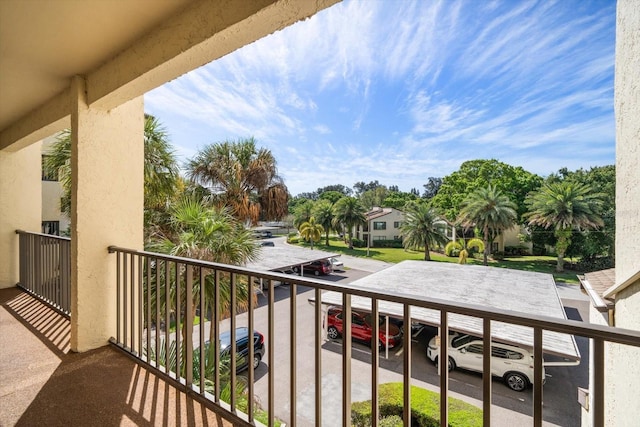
[70,76,144,352]
[0,144,42,288]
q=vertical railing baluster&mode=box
[483,318,492,426]
[165,260,170,374]
[316,287,324,427]
[439,310,449,427]
[185,264,193,387]
[199,267,205,394]
[370,298,379,427]
[214,269,221,403]
[116,250,121,343]
[138,254,143,357]
[146,256,151,362]
[342,293,351,427]
[290,281,298,425]
[123,251,128,348]
[533,327,543,427]
[248,274,255,422]
[268,273,275,427]
[130,253,135,353]
[155,257,160,369]
[403,304,411,427]
[230,273,237,411]
[175,262,181,379]
[593,338,604,427]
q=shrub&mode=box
[576,256,614,272]
[372,240,404,248]
[492,251,505,261]
[444,241,462,257]
[351,383,482,427]
[287,236,299,244]
[351,238,366,248]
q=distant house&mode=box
[41,136,70,236]
[492,225,533,254]
[354,207,405,246]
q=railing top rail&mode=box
[16,229,71,241]
[107,245,640,348]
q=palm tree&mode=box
[525,181,604,272]
[293,200,315,229]
[43,115,180,233]
[312,200,335,246]
[148,198,260,371]
[299,217,324,249]
[332,197,366,249]
[185,137,288,225]
[400,203,449,261]
[457,185,517,266]
[444,238,485,264]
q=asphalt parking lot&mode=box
[222,259,589,427]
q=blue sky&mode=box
[145,0,616,196]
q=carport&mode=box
[246,245,340,283]
[317,260,581,363]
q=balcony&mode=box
[4,231,640,427]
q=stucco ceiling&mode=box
[0,0,191,131]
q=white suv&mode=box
[426,333,544,391]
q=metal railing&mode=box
[106,245,640,427]
[16,230,71,316]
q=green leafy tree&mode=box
[383,191,418,210]
[313,200,336,245]
[293,200,315,228]
[359,186,389,210]
[299,217,324,249]
[525,181,604,272]
[185,137,288,224]
[332,197,366,249]
[432,159,542,221]
[400,202,449,261]
[319,190,345,205]
[458,185,518,266]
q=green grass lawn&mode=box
[296,237,580,284]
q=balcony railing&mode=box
[15,231,640,426]
[16,230,71,316]
[106,245,640,427]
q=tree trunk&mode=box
[483,225,489,266]
[348,231,354,249]
[325,231,329,246]
[556,251,565,272]
[424,241,431,261]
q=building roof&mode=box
[246,245,339,272]
[579,268,615,311]
[318,261,580,360]
[365,207,399,220]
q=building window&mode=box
[41,155,58,181]
[373,236,387,241]
[373,221,386,230]
[393,236,402,241]
[492,242,499,252]
[42,221,60,236]
[394,221,402,228]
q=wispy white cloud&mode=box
[145,0,616,195]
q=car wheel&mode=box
[253,353,262,369]
[293,266,299,273]
[435,356,455,372]
[504,372,528,391]
[327,326,340,339]
[314,270,320,276]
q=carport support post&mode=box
[385,316,390,359]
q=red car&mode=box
[326,306,403,349]
[293,259,333,276]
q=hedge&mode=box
[351,383,482,427]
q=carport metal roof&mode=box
[246,245,339,272]
[319,261,581,361]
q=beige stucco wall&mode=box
[0,143,41,288]
[70,77,144,352]
[607,0,640,425]
[369,209,405,242]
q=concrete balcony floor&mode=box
[0,287,234,427]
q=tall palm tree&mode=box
[457,185,517,266]
[312,200,335,246]
[525,181,604,272]
[293,200,315,229]
[185,138,288,225]
[43,115,180,233]
[400,203,449,261]
[332,197,366,249]
[299,217,324,249]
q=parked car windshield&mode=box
[451,334,478,348]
